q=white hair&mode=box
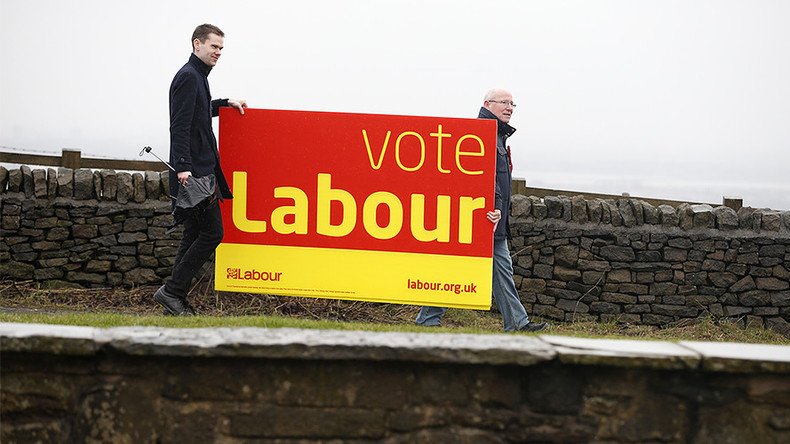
[483,88,511,102]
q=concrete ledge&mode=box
[2,323,788,372]
[680,341,790,373]
[541,335,701,370]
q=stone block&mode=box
[582,271,605,285]
[765,319,790,343]
[686,272,708,286]
[603,201,619,225]
[0,165,7,190]
[531,197,547,219]
[655,270,674,282]
[556,298,589,313]
[635,271,655,284]
[65,271,106,284]
[554,266,581,282]
[73,168,94,200]
[100,169,117,201]
[601,292,637,304]
[650,282,678,296]
[544,196,562,219]
[560,196,572,221]
[713,205,739,230]
[662,295,686,305]
[142,170,160,199]
[554,245,579,267]
[115,172,132,204]
[20,165,34,197]
[702,259,725,272]
[636,251,662,262]
[32,168,47,198]
[652,304,699,317]
[752,307,779,316]
[0,260,35,279]
[532,304,565,320]
[756,277,789,291]
[544,288,583,300]
[759,257,783,267]
[590,301,621,314]
[600,245,635,261]
[707,272,738,288]
[55,167,73,197]
[511,194,531,217]
[686,294,718,306]
[533,264,553,280]
[642,313,673,325]
[618,283,648,294]
[123,268,160,285]
[588,199,603,223]
[664,248,688,262]
[7,168,22,192]
[617,199,636,227]
[132,172,146,203]
[608,269,631,283]
[724,306,751,316]
[84,260,112,273]
[726,263,748,276]
[118,232,147,244]
[577,259,610,271]
[92,170,101,199]
[658,205,679,227]
[761,211,782,231]
[72,224,98,239]
[570,196,588,223]
[677,204,694,230]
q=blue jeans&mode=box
[415,238,530,332]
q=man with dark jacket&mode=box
[415,89,547,332]
[154,23,247,315]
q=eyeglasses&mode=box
[487,99,517,108]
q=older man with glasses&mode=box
[415,89,548,332]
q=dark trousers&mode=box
[165,200,223,298]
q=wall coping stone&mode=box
[678,340,790,373]
[2,323,788,373]
[541,335,700,369]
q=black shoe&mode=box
[519,321,548,332]
[161,300,196,316]
[154,285,193,316]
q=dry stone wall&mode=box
[509,194,790,335]
[0,166,178,287]
[1,165,789,333]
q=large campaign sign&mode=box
[214,108,497,309]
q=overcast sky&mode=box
[2,0,788,209]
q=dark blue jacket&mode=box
[168,54,233,201]
[478,107,516,240]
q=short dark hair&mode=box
[191,24,224,48]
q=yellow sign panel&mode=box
[216,243,492,309]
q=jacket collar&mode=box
[188,53,213,77]
[478,106,516,139]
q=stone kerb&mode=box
[0,323,788,370]
[2,324,789,442]
[0,164,170,203]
